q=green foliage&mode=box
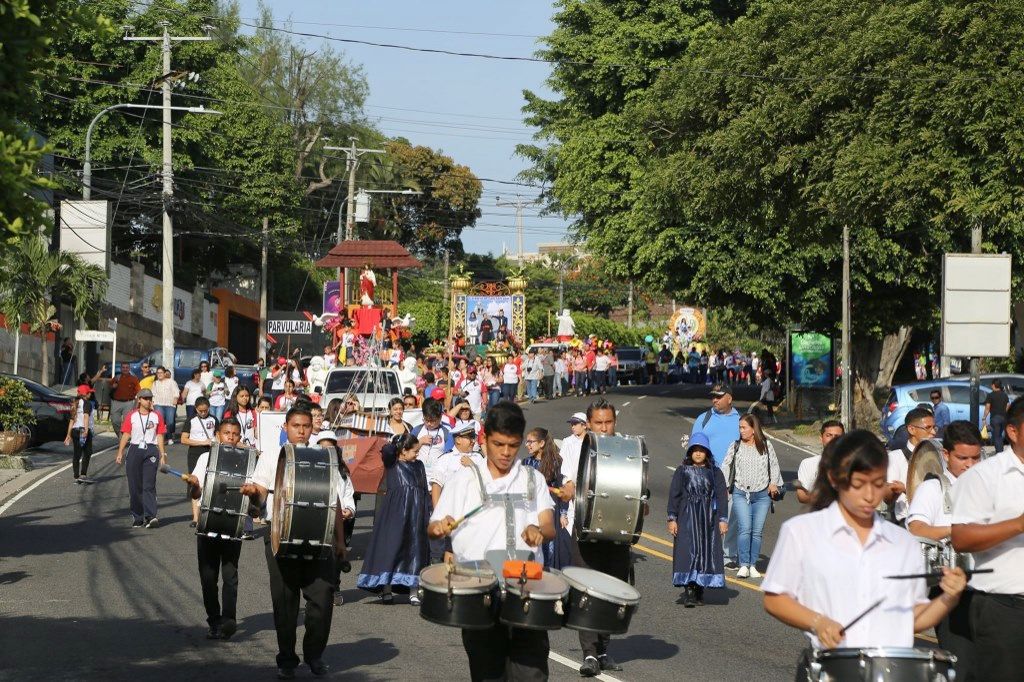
[402,299,449,347]
[704,307,783,355]
[0,376,36,430]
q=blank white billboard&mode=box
[941,253,1012,357]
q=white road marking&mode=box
[666,465,677,472]
[638,395,647,400]
[763,429,820,457]
[0,442,118,517]
[622,401,631,407]
[548,650,623,682]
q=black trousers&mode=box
[573,540,632,659]
[71,428,92,478]
[197,535,241,626]
[125,445,158,522]
[461,623,549,681]
[263,537,336,669]
[970,591,1024,681]
[927,586,975,680]
[187,446,206,498]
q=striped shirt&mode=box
[721,440,782,492]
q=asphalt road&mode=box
[1,382,822,681]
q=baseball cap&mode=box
[76,384,92,396]
[710,383,733,397]
[452,423,477,438]
[567,412,587,424]
[430,387,446,400]
[316,430,338,444]
[137,388,154,399]
[277,357,287,366]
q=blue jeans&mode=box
[732,488,772,567]
[488,387,501,409]
[501,383,517,401]
[990,415,1007,454]
[156,405,176,438]
[210,404,225,421]
[526,379,539,401]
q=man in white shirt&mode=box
[906,420,982,678]
[886,407,936,522]
[429,401,555,681]
[239,405,354,679]
[557,412,589,530]
[952,398,1024,681]
[794,420,845,504]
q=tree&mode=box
[525,0,1024,424]
[0,236,107,383]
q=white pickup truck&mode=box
[321,366,404,420]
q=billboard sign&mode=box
[790,332,834,388]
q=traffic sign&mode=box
[75,329,116,343]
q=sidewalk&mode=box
[0,431,119,508]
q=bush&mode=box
[0,377,36,431]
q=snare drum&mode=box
[500,572,570,631]
[197,444,257,540]
[418,562,499,630]
[918,538,972,588]
[575,433,649,544]
[806,647,956,681]
[561,566,640,634]
[271,445,340,560]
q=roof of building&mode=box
[315,240,422,269]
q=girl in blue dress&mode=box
[668,432,728,607]
[356,433,431,605]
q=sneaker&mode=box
[410,594,421,606]
[748,566,762,579]
[598,655,623,672]
[737,566,749,578]
[725,560,740,571]
[276,668,296,680]
[381,593,394,605]
[308,660,329,677]
[579,656,601,677]
[333,591,344,607]
[131,519,145,528]
[241,532,255,541]
[74,477,83,485]
[166,438,174,445]
[79,476,94,484]
[145,517,160,529]
[206,624,222,639]
[220,619,237,640]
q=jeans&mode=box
[723,494,737,561]
[573,371,586,394]
[594,370,607,392]
[71,427,92,478]
[185,404,197,425]
[732,487,772,567]
[488,387,501,409]
[210,404,225,421]
[526,379,539,401]
[501,383,517,402]
[990,415,1007,454]
[607,368,616,388]
[156,405,176,438]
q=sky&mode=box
[234,0,570,256]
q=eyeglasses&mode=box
[138,396,152,401]
[910,423,937,432]
[525,439,540,445]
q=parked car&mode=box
[127,346,229,385]
[0,373,73,444]
[321,366,403,419]
[950,372,1024,397]
[615,347,647,385]
[880,379,993,440]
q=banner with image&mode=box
[790,332,834,388]
[465,295,514,344]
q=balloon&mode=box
[644,335,654,343]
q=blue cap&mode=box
[686,431,711,456]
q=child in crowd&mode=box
[208,372,228,421]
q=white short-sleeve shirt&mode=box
[429,448,485,488]
[250,442,355,521]
[951,448,1024,594]
[762,502,929,648]
[796,454,821,492]
[190,450,212,483]
[906,471,956,529]
[431,461,553,563]
[559,433,584,527]
[887,449,911,520]
[188,415,218,444]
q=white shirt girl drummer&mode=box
[762,430,966,656]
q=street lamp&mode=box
[83,103,221,199]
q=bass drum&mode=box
[197,443,257,540]
[807,647,956,681]
[575,433,649,544]
[272,445,340,560]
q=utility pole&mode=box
[496,195,533,262]
[443,249,450,307]
[627,280,634,329]
[258,216,269,362]
[969,220,983,426]
[125,22,210,368]
[324,137,384,303]
[841,224,853,430]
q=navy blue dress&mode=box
[667,464,727,588]
[356,443,430,593]
[522,456,573,570]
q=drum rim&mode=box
[503,574,570,600]
[558,567,641,605]
[419,564,498,595]
[815,647,954,661]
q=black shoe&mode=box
[598,655,622,672]
[206,625,222,640]
[682,586,696,608]
[333,591,344,607]
[80,476,94,484]
[220,619,236,640]
[308,660,329,676]
[189,521,197,528]
[381,593,394,605]
[277,668,295,680]
[725,560,739,571]
[241,532,254,540]
[145,517,160,528]
[694,586,705,606]
[338,560,352,573]
[131,519,145,528]
[579,656,601,677]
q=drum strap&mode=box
[469,464,535,557]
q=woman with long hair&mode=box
[720,413,783,578]
[522,427,572,569]
[762,431,966,669]
[224,386,257,448]
[64,384,95,484]
[384,397,412,436]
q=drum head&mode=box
[505,572,569,600]
[271,445,294,556]
[816,647,951,662]
[561,566,640,605]
[420,562,497,594]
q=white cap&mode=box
[567,412,587,424]
[316,430,338,443]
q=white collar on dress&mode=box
[823,501,892,548]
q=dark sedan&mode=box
[1,373,74,443]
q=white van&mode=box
[321,366,403,418]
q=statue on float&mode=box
[556,308,576,341]
[360,267,377,306]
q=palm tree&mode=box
[0,237,107,383]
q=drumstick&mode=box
[839,598,884,635]
[217,482,273,495]
[450,504,487,530]
[886,568,993,580]
[158,464,189,481]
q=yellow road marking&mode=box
[641,532,673,548]
[633,542,762,593]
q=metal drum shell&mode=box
[559,567,640,635]
[197,444,256,540]
[418,563,499,630]
[808,647,956,682]
[499,573,570,631]
[575,433,649,545]
[271,445,340,560]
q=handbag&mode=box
[764,442,785,502]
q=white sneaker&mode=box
[747,566,762,578]
[736,566,749,578]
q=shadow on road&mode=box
[608,633,679,663]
